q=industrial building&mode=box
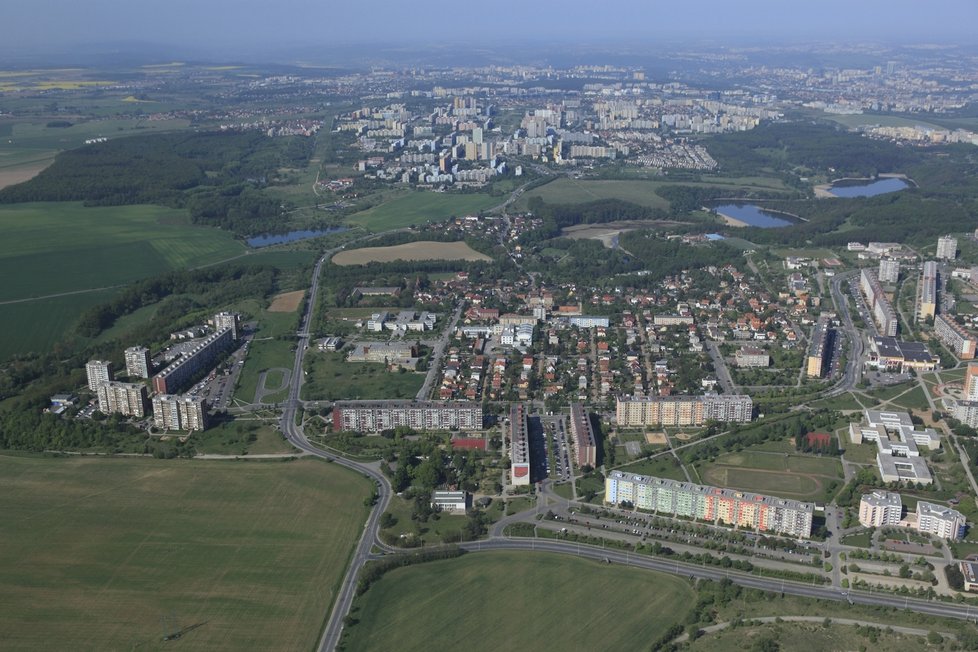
[509,403,531,485]
[935,314,976,360]
[568,402,597,469]
[332,400,483,433]
[151,327,234,395]
[605,471,814,538]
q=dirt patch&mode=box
[268,290,305,313]
[645,432,668,445]
[0,161,52,190]
[332,241,491,265]
[674,433,693,441]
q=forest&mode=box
[0,130,314,235]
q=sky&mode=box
[3,0,977,59]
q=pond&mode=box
[246,227,348,248]
[828,177,909,198]
[712,203,798,228]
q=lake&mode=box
[828,177,909,198]
[713,203,797,228]
[247,227,348,248]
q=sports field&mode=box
[699,450,843,501]
[345,191,500,231]
[343,551,694,651]
[332,240,491,265]
[0,454,371,651]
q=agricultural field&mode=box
[0,454,370,651]
[515,175,791,211]
[301,351,424,401]
[698,450,843,502]
[345,190,500,231]
[0,288,118,360]
[267,290,305,313]
[342,551,694,651]
[332,240,491,265]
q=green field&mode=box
[233,309,301,405]
[191,420,294,455]
[615,455,690,481]
[346,191,500,231]
[0,203,246,302]
[0,288,118,359]
[890,385,931,411]
[687,620,942,652]
[0,454,370,651]
[699,450,843,501]
[343,551,694,651]
[302,351,424,401]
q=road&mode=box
[415,302,464,400]
[825,271,863,396]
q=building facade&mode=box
[332,400,483,433]
[85,359,113,392]
[96,381,148,418]
[878,258,900,283]
[616,394,752,427]
[859,269,898,336]
[124,346,152,379]
[151,394,208,431]
[605,471,814,538]
[937,235,957,261]
[806,318,831,378]
[935,314,977,360]
[858,490,902,527]
[568,402,597,469]
[152,327,234,395]
[917,501,966,540]
[918,261,938,322]
[509,403,531,485]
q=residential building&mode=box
[735,346,770,368]
[952,363,978,427]
[509,403,531,486]
[568,403,597,469]
[568,316,611,329]
[918,261,938,322]
[858,491,902,527]
[85,359,113,392]
[124,346,152,379]
[616,394,753,427]
[151,327,234,395]
[960,561,978,592]
[806,318,832,378]
[431,490,468,512]
[859,269,898,336]
[213,311,241,340]
[605,471,814,538]
[917,501,966,540]
[152,394,208,431]
[332,401,483,432]
[96,381,148,418]
[653,314,694,326]
[937,235,958,261]
[935,314,977,360]
[878,258,900,283]
[347,342,416,365]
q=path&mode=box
[254,367,292,404]
[673,616,955,643]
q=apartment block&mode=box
[568,402,597,469]
[124,346,152,379]
[616,394,752,427]
[735,346,770,368]
[917,501,966,540]
[152,327,234,395]
[96,381,148,418]
[151,394,208,431]
[937,235,957,261]
[918,261,938,322]
[859,269,898,336]
[331,400,483,433]
[85,359,113,392]
[213,311,241,340]
[878,258,900,283]
[509,403,531,485]
[806,318,832,378]
[935,314,976,360]
[858,490,902,527]
[605,471,814,538]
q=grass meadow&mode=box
[0,454,370,651]
[698,450,843,502]
[343,551,694,651]
[345,191,500,231]
[302,350,425,401]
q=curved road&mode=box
[276,235,973,651]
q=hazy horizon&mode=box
[3,0,977,63]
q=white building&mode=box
[85,359,113,392]
[878,258,900,283]
[431,491,468,512]
[917,501,966,540]
[858,491,902,527]
[937,235,958,261]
